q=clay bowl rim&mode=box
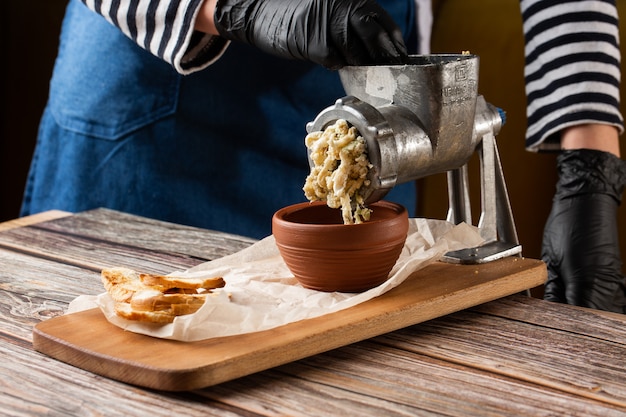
[272,200,408,231]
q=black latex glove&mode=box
[213,0,409,69]
[542,149,626,313]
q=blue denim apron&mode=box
[22,0,417,239]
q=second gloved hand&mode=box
[542,149,626,313]
[213,0,409,69]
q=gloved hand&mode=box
[213,0,409,69]
[542,149,626,313]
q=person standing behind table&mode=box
[20,0,419,239]
[521,0,626,313]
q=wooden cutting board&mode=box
[33,257,546,391]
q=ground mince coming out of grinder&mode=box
[303,119,372,224]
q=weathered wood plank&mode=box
[267,341,626,417]
[472,293,626,344]
[0,246,107,341]
[0,210,71,232]
[0,343,240,417]
[374,307,626,408]
[0,208,254,275]
[0,226,206,273]
[27,208,256,259]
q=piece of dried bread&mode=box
[113,302,181,324]
[129,289,208,312]
[101,267,150,303]
[101,267,225,324]
[139,273,224,290]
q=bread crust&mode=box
[101,267,224,324]
[130,290,207,312]
[139,273,225,290]
[101,267,156,302]
[114,302,177,324]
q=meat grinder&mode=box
[306,54,521,264]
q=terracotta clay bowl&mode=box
[272,201,409,292]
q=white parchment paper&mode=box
[68,218,484,341]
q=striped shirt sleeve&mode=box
[521,0,624,151]
[80,0,229,74]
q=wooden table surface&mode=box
[1,208,625,416]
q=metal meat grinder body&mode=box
[306,54,521,264]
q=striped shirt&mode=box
[80,0,228,74]
[521,0,624,151]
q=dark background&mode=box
[2,1,68,222]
